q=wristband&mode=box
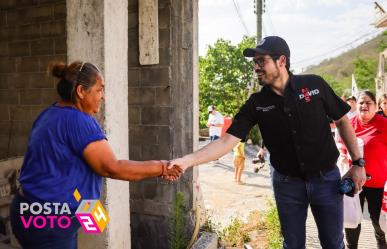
[159,160,167,176]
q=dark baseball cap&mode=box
[243,36,290,58]
[345,96,357,102]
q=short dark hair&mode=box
[271,55,290,72]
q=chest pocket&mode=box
[298,97,324,117]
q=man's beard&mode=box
[256,70,268,86]
[256,66,280,86]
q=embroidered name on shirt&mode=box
[299,88,319,102]
[256,105,275,112]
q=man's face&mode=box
[253,55,281,86]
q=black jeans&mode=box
[345,187,386,248]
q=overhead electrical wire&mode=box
[293,29,382,65]
[231,0,250,36]
[263,1,278,36]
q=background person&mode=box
[170,36,366,249]
[206,105,224,141]
[377,93,387,118]
[346,96,358,120]
[10,61,181,249]
[338,91,387,249]
[233,141,245,184]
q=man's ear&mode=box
[279,55,287,67]
[75,84,85,100]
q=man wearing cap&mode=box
[206,105,224,142]
[345,96,358,120]
[171,36,366,249]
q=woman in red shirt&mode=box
[339,91,387,249]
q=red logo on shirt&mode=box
[301,88,311,103]
[299,88,320,103]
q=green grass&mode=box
[169,192,188,249]
[265,200,283,249]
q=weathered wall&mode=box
[67,0,130,248]
[0,0,66,159]
[128,0,199,248]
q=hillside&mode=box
[303,33,385,81]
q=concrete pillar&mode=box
[128,0,199,248]
[67,1,129,248]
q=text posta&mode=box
[19,202,72,229]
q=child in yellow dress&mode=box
[233,142,245,185]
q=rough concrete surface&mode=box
[198,140,378,249]
[191,232,218,249]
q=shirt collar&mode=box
[288,73,296,91]
[261,73,294,96]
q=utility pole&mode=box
[248,0,264,97]
[256,0,263,42]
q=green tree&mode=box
[353,57,377,92]
[199,36,256,128]
[321,74,350,97]
[378,30,387,52]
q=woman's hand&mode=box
[161,161,182,181]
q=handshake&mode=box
[159,160,187,181]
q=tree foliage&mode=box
[353,57,377,92]
[322,56,377,97]
[321,74,349,97]
[199,37,256,128]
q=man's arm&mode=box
[170,133,241,171]
[335,115,366,193]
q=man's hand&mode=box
[256,148,266,160]
[343,165,366,194]
[161,160,182,181]
[169,157,191,173]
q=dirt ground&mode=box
[197,140,272,248]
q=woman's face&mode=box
[357,94,377,122]
[79,74,105,115]
[380,98,387,113]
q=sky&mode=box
[199,0,387,73]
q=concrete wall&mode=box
[128,0,199,248]
[0,0,66,159]
[67,0,130,248]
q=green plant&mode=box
[169,192,188,249]
[265,200,283,249]
[220,217,250,247]
[201,213,221,235]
